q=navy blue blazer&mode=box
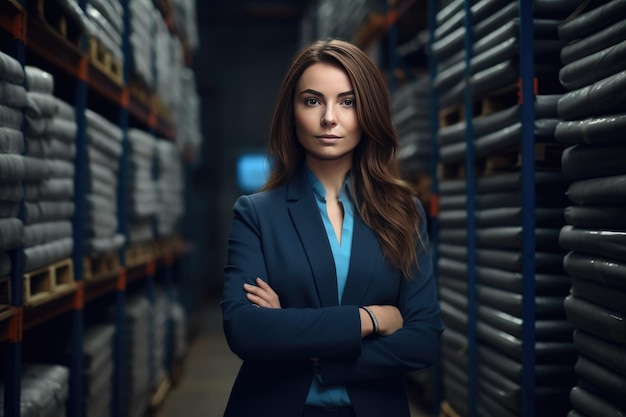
[221,168,444,417]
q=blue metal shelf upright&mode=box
[428,0,538,416]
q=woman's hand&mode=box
[360,305,403,337]
[244,278,281,308]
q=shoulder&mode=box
[233,186,287,213]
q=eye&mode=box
[304,98,320,106]
[342,98,355,107]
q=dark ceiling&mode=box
[197,0,308,23]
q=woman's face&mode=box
[293,62,362,167]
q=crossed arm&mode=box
[244,277,404,337]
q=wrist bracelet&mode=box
[361,306,379,335]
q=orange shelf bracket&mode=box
[117,268,127,291]
[8,306,23,343]
[78,56,89,82]
[429,194,440,218]
[120,88,130,109]
[146,260,156,277]
[73,281,85,310]
[517,77,538,104]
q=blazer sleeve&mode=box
[317,201,445,385]
[221,194,363,361]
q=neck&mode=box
[305,158,350,198]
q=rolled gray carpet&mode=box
[0,127,24,154]
[23,236,73,272]
[0,79,27,108]
[23,221,73,248]
[23,201,75,225]
[0,50,25,84]
[25,92,58,118]
[24,66,54,94]
[0,182,23,203]
[0,218,23,251]
[555,113,626,145]
[0,201,19,218]
[0,103,24,130]
[24,178,74,201]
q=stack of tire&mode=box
[555,1,626,416]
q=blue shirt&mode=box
[305,168,354,406]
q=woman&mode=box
[221,39,443,417]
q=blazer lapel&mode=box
[287,170,339,307]
[341,214,380,306]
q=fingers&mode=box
[244,278,281,309]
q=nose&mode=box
[321,106,337,126]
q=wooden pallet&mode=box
[83,252,120,281]
[23,258,75,306]
[29,0,83,48]
[88,37,123,86]
[439,401,462,417]
[129,76,154,109]
[438,141,566,181]
[126,242,155,268]
[151,94,172,124]
[439,104,465,129]
[477,82,519,117]
[482,142,567,175]
[154,235,184,261]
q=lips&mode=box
[316,134,341,139]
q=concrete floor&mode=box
[159,298,432,417]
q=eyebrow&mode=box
[299,89,355,98]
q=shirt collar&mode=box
[305,165,352,202]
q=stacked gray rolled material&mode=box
[23,67,75,272]
[126,128,156,244]
[155,139,184,238]
[85,109,125,256]
[0,364,69,417]
[128,0,157,88]
[391,76,431,176]
[150,288,168,389]
[170,300,188,363]
[0,51,26,278]
[438,173,575,417]
[154,13,182,116]
[315,0,369,41]
[82,324,115,417]
[86,0,124,65]
[434,2,573,165]
[556,2,626,416]
[119,295,150,417]
[171,0,199,51]
[175,68,202,161]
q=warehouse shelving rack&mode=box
[427,1,539,416]
[0,1,187,417]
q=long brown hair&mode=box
[264,39,424,278]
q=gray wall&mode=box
[181,11,303,301]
